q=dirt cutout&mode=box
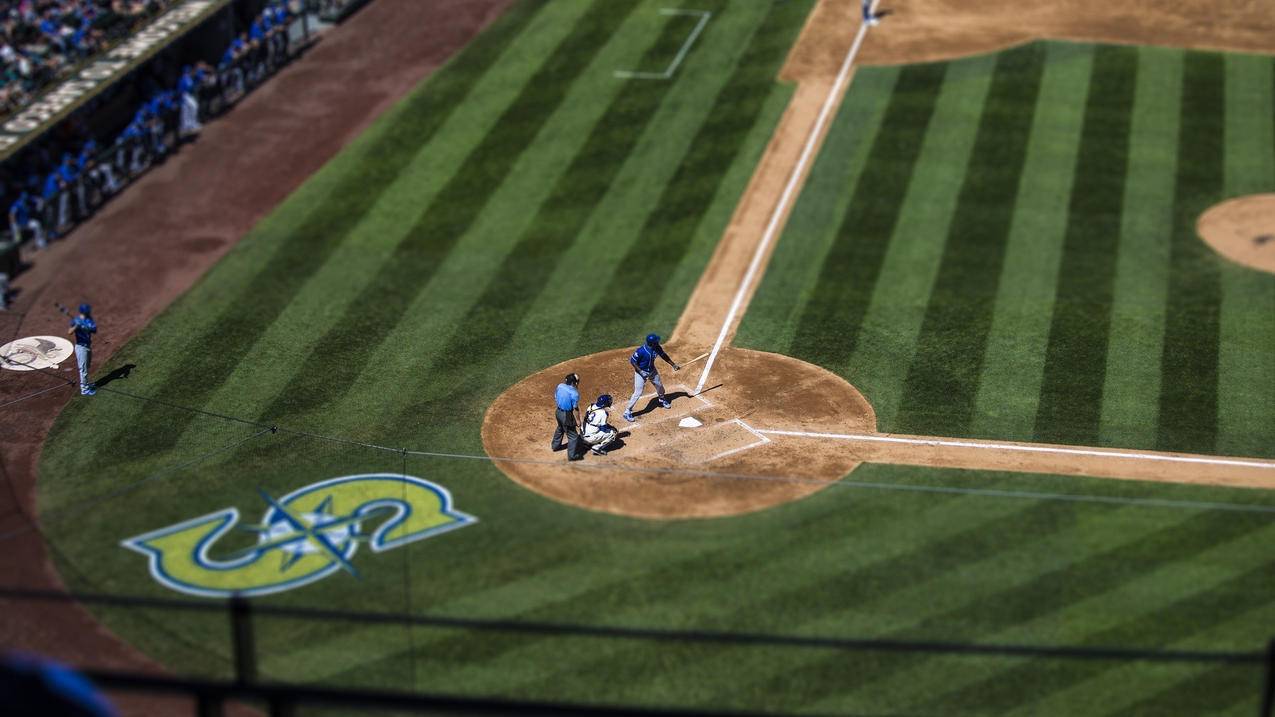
[1198,194,1275,275]
[788,0,1275,74]
[483,348,874,519]
[486,0,1275,519]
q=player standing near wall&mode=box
[66,304,97,396]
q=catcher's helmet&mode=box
[564,372,579,386]
[645,333,660,347]
[78,303,91,315]
[596,394,612,408]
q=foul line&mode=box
[614,9,712,80]
[694,2,877,394]
[756,430,1275,472]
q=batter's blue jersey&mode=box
[630,344,670,374]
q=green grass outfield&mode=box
[34,2,1275,714]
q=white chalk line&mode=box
[624,383,712,431]
[756,429,1275,472]
[694,2,877,394]
[615,9,712,80]
[706,419,771,462]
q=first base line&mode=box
[756,429,1275,471]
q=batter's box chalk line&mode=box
[625,384,712,431]
[705,419,771,463]
[614,8,711,80]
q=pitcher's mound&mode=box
[1198,194,1275,275]
[482,348,875,519]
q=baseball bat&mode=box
[54,302,72,317]
[680,352,710,368]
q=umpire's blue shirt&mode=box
[555,383,579,411]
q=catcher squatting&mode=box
[550,333,680,461]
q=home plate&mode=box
[679,417,703,428]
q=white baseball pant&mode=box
[625,370,665,413]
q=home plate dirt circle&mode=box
[482,347,876,519]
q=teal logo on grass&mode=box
[121,474,476,598]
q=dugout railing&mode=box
[1,587,1272,717]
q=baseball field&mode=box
[16,0,1275,713]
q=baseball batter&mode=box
[582,394,618,455]
[66,304,97,396]
[623,334,680,422]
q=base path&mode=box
[0,1,512,713]
[484,0,1275,519]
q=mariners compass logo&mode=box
[122,474,476,597]
[0,335,73,371]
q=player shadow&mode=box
[634,390,692,417]
[92,363,137,389]
[591,434,628,456]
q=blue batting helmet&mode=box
[78,303,91,315]
[645,333,660,347]
[596,394,612,408]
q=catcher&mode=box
[582,394,619,456]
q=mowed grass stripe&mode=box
[259,0,640,422]
[1033,46,1137,446]
[1097,47,1182,448]
[491,2,786,365]
[81,1,546,464]
[309,2,776,441]
[970,43,1093,441]
[843,54,997,429]
[894,44,1046,436]
[378,0,811,434]
[1157,52,1225,454]
[910,517,1275,714]
[1007,561,1275,716]
[733,66,900,352]
[786,63,946,370]
[1216,54,1275,457]
[421,486,1047,702]
[778,506,1226,713]
[847,515,1274,712]
[425,4,722,379]
[700,499,1079,709]
[580,0,814,343]
[181,2,613,434]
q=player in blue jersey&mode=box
[66,304,97,396]
[623,334,680,422]
[8,191,45,249]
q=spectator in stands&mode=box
[78,138,119,198]
[268,1,289,60]
[177,63,201,138]
[42,167,67,236]
[218,34,243,97]
[8,190,44,249]
[59,152,87,220]
[239,27,262,85]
